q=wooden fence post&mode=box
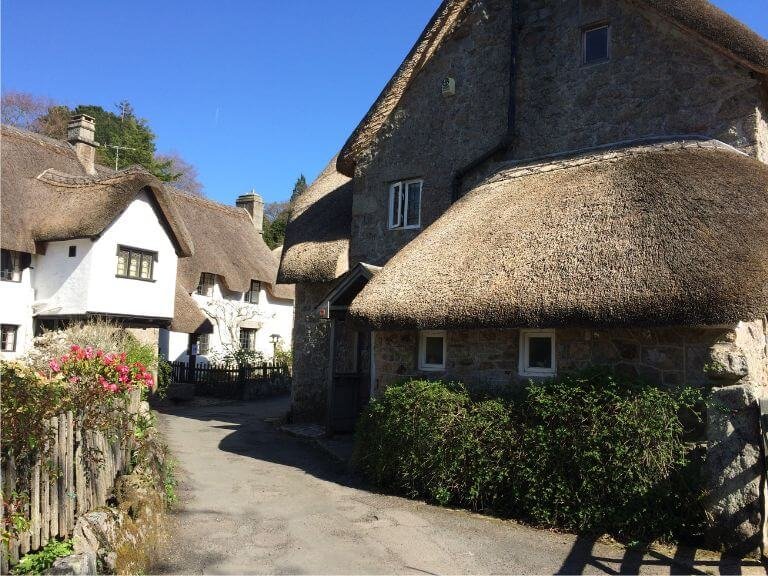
[49,416,59,539]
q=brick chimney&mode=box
[236,191,264,235]
[67,114,98,175]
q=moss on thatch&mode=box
[278,156,353,284]
[349,140,768,330]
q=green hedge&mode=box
[353,370,704,542]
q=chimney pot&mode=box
[67,114,98,175]
[236,190,264,235]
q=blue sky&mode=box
[2,1,766,205]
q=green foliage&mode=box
[263,208,290,249]
[290,174,308,202]
[0,362,66,463]
[273,342,292,368]
[11,539,73,575]
[354,371,705,542]
[161,458,179,507]
[156,358,173,399]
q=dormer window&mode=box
[388,179,422,230]
[116,246,156,281]
[1,250,23,282]
[245,280,261,304]
[196,273,216,297]
[583,24,609,64]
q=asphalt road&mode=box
[154,396,764,575]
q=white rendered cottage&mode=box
[0,117,193,359]
[160,190,294,364]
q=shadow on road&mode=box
[156,397,768,576]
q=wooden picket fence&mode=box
[1,393,139,572]
[171,361,291,400]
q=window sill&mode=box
[519,370,557,378]
[115,275,156,283]
[0,279,22,283]
[419,365,446,372]
[388,226,421,231]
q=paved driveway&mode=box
[154,397,764,575]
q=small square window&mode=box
[419,330,446,371]
[519,330,556,377]
[583,24,609,64]
[197,333,210,355]
[68,246,77,258]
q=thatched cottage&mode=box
[279,0,768,548]
[1,117,293,363]
[160,190,294,363]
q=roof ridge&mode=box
[2,124,76,154]
[483,137,740,185]
[169,188,251,218]
[37,165,152,187]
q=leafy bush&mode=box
[11,538,73,574]
[354,371,704,542]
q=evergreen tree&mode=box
[289,174,307,202]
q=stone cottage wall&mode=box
[350,0,513,267]
[374,325,734,394]
[290,283,333,422]
[349,0,767,270]
[374,321,768,553]
[512,0,767,162]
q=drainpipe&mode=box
[451,0,519,203]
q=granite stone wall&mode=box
[512,0,767,162]
[350,0,513,268]
[289,282,333,422]
[350,0,767,269]
[373,325,735,393]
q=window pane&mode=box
[198,334,209,354]
[390,184,402,228]
[140,254,152,279]
[528,336,552,368]
[406,182,421,227]
[128,252,140,278]
[117,250,128,276]
[584,26,608,63]
[424,336,444,365]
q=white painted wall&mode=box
[86,192,178,319]
[34,238,93,315]
[160,277,294,364]
[0,263,35,359]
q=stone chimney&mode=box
[67,114,98,175]
[236,190,264,235]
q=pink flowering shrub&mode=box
[50,345,155,394]
[46,345,155,431]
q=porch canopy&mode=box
[348,139,768,330]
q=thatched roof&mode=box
[336,0,768,176]
[268,246,296,300]
[170,190,289,295]
[170,284,213,334]
[278,156,353,284]
[1,124,193,256]
[349,139,768,330]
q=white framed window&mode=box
[1,250,23,282]
[1,325,18,352]
[388,179,422,229]
[244,280,261,304]
[419,330,446,371]
[519,330,556,377]
[583,23,609,65]
[196,273,216,297]
[239,328,258,351]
